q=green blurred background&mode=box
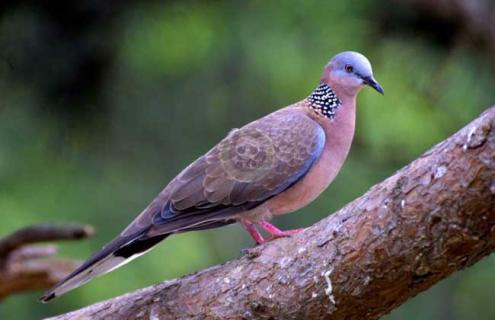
[1,1,494,319]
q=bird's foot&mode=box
[240,220,305,246]
[240,221,266,245]
[258,221,305,240]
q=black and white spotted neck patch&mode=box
[307,83,342,119]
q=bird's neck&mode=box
[303,81,357,169]
[305,82,342,119]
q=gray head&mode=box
[322,51,384,96]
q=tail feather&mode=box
[40,233,168,303]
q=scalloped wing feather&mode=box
[121,108,325,237]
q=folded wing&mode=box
[123,108,326,237]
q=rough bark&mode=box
[48,107,495,320]
[0,224,94,301]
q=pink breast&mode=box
[266,102,356,216]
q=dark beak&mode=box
[363,76,384,95]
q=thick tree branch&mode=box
[0,224,94,300]
[48,107,495,320]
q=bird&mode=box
[40,51,383,302]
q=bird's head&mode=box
[322,51,384,97]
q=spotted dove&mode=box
[41,51,383,302]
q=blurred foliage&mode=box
[0,1,494,319]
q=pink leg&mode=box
[257,220,304,240]
[240,221,265,244]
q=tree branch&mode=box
[0,224,94,301]
[48,107,495,320]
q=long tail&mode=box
[40,232,168,303]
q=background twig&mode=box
[0,224,94,301]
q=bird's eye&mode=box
[345,64,354,73]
